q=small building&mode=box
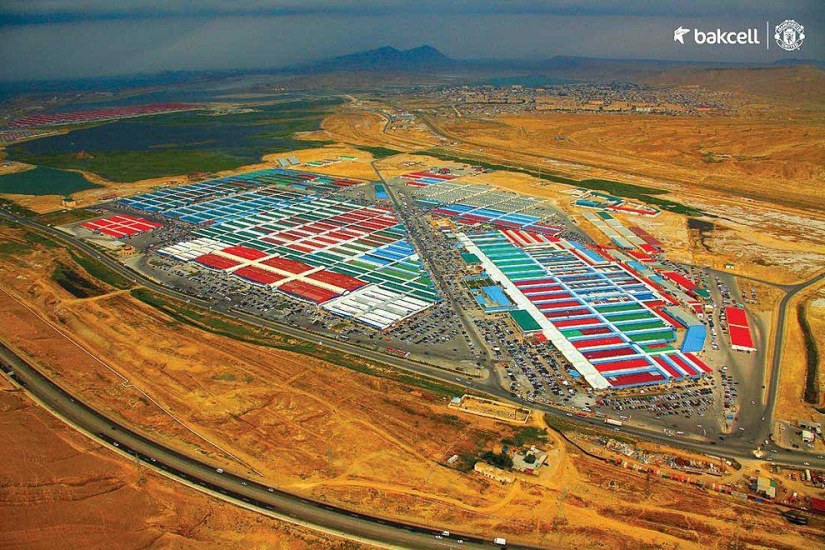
[61,196,76,208]
[474,285,515,313]
[801,430,815,444]
[755,477,777,499]
[512,446,549,475]
[664,305,706,353]
[810,497,825,515]
[508,309,542,335]
[433,218,455,233]
[119,244,138,257]
[474,461,515,484]
[187,171,211,181]
[460,252,480,264]
[447,454,459,466]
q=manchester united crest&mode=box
[774,20,805,51]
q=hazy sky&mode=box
[0,1,822,81]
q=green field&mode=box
[51,263,105,298]
[354,145,403,159]
[18,150,250,183]
[68,249,132,290]
[38,208,99,225]
[799,304,820,405]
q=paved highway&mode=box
[761,270,825,446]
[0,342,514,550]
[374,162,492,365]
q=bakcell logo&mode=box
[674,20,806,51]
[674,26,760,45]
[673,26,690,44]
[694,28,760,45]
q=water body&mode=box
[0,167,101,195]
[6,99,339,181]
[12,100,338,158]
[11,112,312,162]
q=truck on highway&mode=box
[493,537,507,546]
[605,418,623,427]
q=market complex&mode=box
[68,160,761,425]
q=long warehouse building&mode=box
[459,230,712,390]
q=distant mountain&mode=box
[527,55,741,81]
[772,58,825,70]
[297,45,454,72]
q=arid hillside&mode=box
[641,65,825,105]
[0,381,360,550]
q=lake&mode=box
[6,99,340,182]
[0,166,102,195]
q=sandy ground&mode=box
[262,143,382,180]
[687,205,825,284]
[0,383,361,550]
[321,106,440,151]
[0,160,35,176]
[1,225,822,549]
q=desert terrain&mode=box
[0,376,361,550]
[428,114,825,283]
[436,112,824,212]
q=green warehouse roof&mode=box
[509,309,542,333]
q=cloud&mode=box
[0,2,821,81]
[2,1,821,24]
